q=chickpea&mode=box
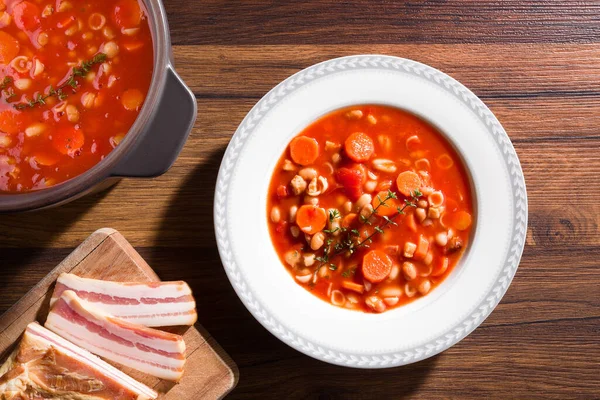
[102,41,119,58]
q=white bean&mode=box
[418,279,432,295]
[388,264,400,280]
[342,201,353,214]
[435,232,448,247]
[355,193,372,210]
[372,159,397,173]
[14,78,32,90]
[402,262,417,281]
[346,109,363,119]
[290,226,300,238]
[364,180,377,193]
[289,205,298,222]
[25,123,46,137]
[383,297,399,306]
[270,206,281,223]
[380,285,402,298]
[284,250,301,267]
[310,232,325,251]
[415,207,427,222]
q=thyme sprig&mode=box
[0,77,15,100]
[313,189,423,275]
[0,77,12,91]
[13,53,107,110]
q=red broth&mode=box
[0,0,153,192]
[267,105,474,313]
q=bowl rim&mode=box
[215,54,528,368]
[0,0,171,212]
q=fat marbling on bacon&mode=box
[45,290,186,382]
[50,273,198,327]
[0,322,157,400]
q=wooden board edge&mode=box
[194,323,239,399]
[0,228,117,334]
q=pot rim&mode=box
[0,0,171,212]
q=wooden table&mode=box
[1,1,599,398]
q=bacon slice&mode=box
[45,290,186,381]
[0,322,157,399]
[50,273,198,327]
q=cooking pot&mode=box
[0,0,196,212]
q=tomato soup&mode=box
[0,0,153,192]
[267,105,474,313]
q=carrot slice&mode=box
[362,250,392,283]
[451,211,472,231]
[114,0,142,29]
[52,126,84,155]
[121,89,144,111]
[372,190,400,217]
[341,213,357,229]
[289,136,319,166]
[344,132,374,162]
[295,205,327,235]
[396,170,421,197]
[341,281,364,294]
[0,31,20,64]
[12,1,40,31]
[32,151,60,166]
[0,109,24,135]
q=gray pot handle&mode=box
[111,66,196,178]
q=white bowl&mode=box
[215,55,527,368]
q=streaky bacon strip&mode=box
[45,290,187,381]
[0,322,158,399]
[50,273,198,327]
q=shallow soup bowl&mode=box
[215,55,527,368]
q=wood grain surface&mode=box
[1,2,599,398]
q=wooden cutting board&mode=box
[0,228,238,399]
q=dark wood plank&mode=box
[164,1,600,45]
[1,2,600,396]
[1,245,598,398]
[176,44,600,99]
